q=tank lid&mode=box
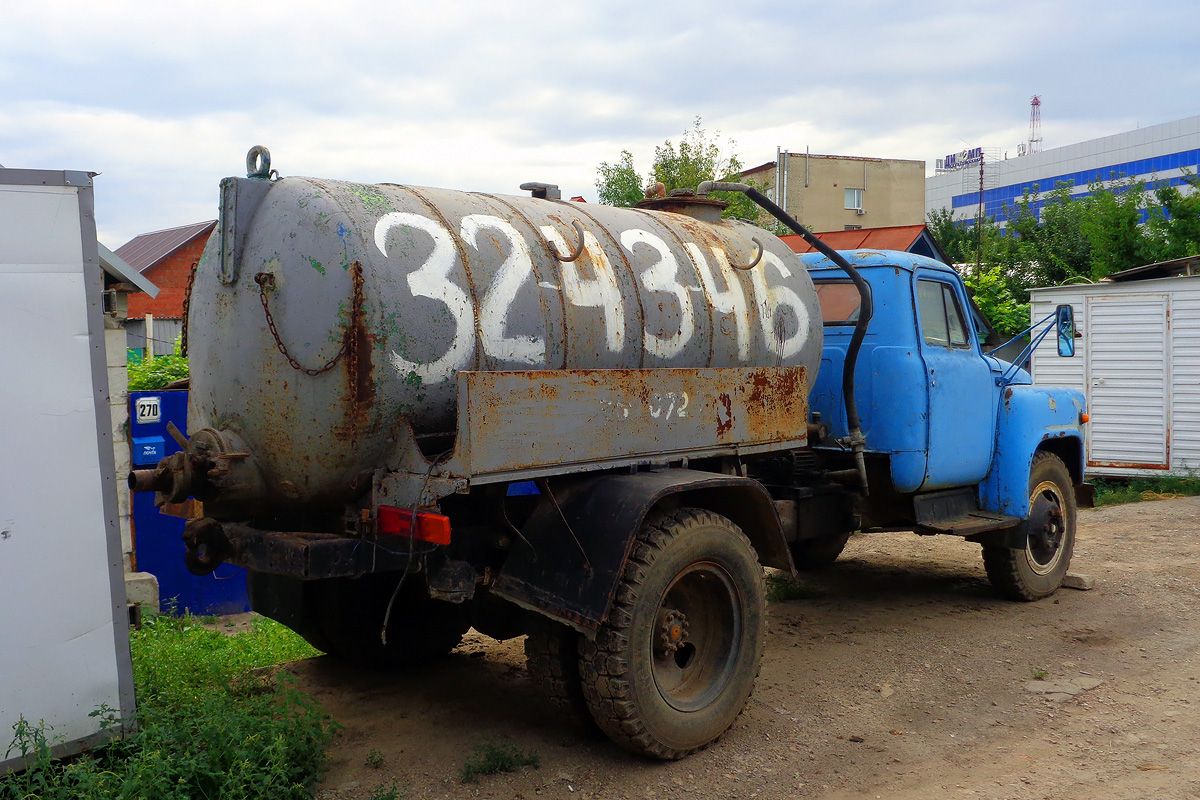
[636,189,728,223]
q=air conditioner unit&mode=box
[856,209,866,216]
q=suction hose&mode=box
[698,181,873,493]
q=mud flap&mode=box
[489,468,792,636]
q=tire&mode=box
[524,617,595,728]
[789,530,851,570]
[983,452,1076,601]
[313,573,472,669]
[579,508,766,760]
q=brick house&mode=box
[117,220,216,356]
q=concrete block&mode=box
[1063,573,1094,590]
[125,572,159,613]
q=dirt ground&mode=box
[290,496,1200,800]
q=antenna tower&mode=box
[1028,95,1042,155]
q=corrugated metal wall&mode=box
[1031,277,1200,477]
[1086,295,1168,468]
[125,318,183,357]
[1171,290,1200,470]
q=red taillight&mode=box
[376,506,452,545]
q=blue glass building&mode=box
[926,115,1200,226]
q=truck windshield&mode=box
[814,281,865,325]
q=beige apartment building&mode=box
[742,151,926,231]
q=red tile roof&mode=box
[115,220,216,273]
[781,224,928,254]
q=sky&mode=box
[3,0,1198,248]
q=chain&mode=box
[255,262,365,376]
[180,259,198,357]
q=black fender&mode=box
[489,467,793,636]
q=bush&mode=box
[128,338,189,390]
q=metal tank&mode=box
[185,149,823,515]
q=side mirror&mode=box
[1056,304,1076,357]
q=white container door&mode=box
[1086,294,1169,469]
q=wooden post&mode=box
[145,313,154,361]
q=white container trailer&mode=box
[0,168,136,770]
[1030,259,1200,477]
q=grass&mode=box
[1093,476,1200,507]
[1030,667,1050,680]
[1,613,334,800]
[459,741,540,784]
[765,571,824,603]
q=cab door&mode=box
[915,273,997,489]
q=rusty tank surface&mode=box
[183,148,823,517]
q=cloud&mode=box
[3,0,1197,245]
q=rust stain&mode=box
[1088,461,1170,470]
[742,367,807,443]
[716,393,733,437]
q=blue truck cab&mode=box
[791,249,1088,600]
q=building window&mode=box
[844,224,862,231]
[844,188,863,210]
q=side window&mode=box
[814,280,868,325]
[917,279,970,348]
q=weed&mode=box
[1030,667,1049,680]
[368,780,406,800]
[765,571,823,603]
[459,740,540,783]
[2,613,336,800]
[1094,476,1200,507]
[366,748,385,768]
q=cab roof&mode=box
[800,248,960,278]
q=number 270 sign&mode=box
[135,396,161,424]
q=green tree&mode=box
[595,149,644,208]
[593,117,760,221]
[1077,176,1159,278]
[962,264,1029,337]
[930,172,1200,337]
[1148,171,1200,259]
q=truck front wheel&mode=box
[578,508,766,759]
[983,452,1076,601]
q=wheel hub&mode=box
[1027,480,1067,574]
[659,609,689,653]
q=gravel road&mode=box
[295,496,1200,800]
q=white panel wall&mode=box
[0,175,135,769]
[1032,277,1200,477]
[1171,290,1200,472]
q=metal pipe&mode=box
[698,180,873,493]
[129,468,169,493]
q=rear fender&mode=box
[489,468,791,636]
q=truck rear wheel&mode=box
[983,452,1076,601]
[578,508,766,759]
[313,573,472,669]
[524,617,594,728]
